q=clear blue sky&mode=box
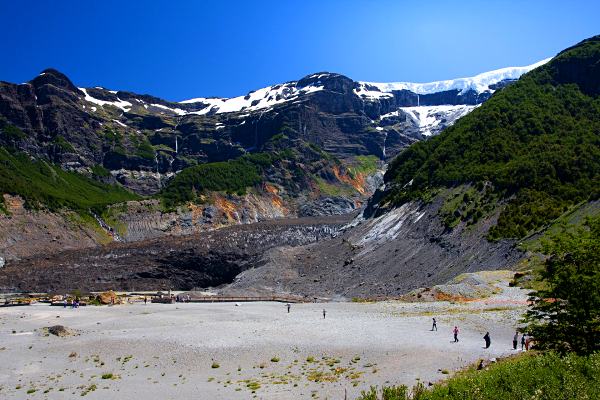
[1,0,598,101]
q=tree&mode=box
[524,215,600,355]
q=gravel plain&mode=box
[0,283,529,400]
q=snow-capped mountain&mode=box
[0,59,551,195]
[177,59,549,116]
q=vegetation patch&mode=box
[160,153,273,207]
[357,352,600,400]
[348,155,379,178]
[0,147,138,213]
[52,135,75,152]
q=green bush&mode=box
[357,352,600,400]
[135,135,156,160]
[1,124,27,141]
[524,216,600,355]
[91,164,111,177]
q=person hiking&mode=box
[484,332,491,349]
[322,309,326,319]
[513,331,519,350]
[431,318,437,331]
[286,303,291,313]
[521,334,527,351]
[453,326,459,342]
[144,296,147,305]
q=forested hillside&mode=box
[383,35,600,239]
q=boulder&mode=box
[98,291,117,304]
[48,325,74,337]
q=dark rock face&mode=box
[0,215,350,292]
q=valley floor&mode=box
[0,282,529,400]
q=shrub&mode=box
[524,216,600,355]
[357,352,600,400]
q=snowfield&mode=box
[362,58,552,95]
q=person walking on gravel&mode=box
[521,334,527,351]
[453,326,459,342]
[513,331,519,350]
[323,309,327,319]
[431,318,437,331]
[484,332,491,349]
[286,303,291,313]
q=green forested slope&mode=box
[383,35,600,239]
[0,147,138,213]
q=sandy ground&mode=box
[0,285,528,400]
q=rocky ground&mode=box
[0,275,529,400]
[224,196,523,299]
[0,215,351,293]
[0,193,524,298]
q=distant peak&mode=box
[31,68,81,93]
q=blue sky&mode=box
[1,0,598,101]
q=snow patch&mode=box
[359,203,422,245]
[180,82,324,115]
[398,105,478,136]
[362,58,551,95]
[353,83,394,100]
[150,103,186,116]
[79,88,132,112]
[112,119,127,128]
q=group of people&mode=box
[432,318,531,350]
[63,297,80,308]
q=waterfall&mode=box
[175,136,178,153]
[155,153,161,188]
[382,131,388,158]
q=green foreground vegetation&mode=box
[524,216,600,355]
[383,36,600,239]
[0,147,138,213]
[358,352,600,400]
